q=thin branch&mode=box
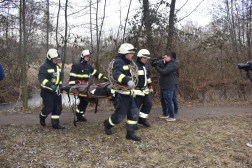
[122,0,132,42]
[175,0,188,14]
[176,0,205,23]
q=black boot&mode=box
[51,119,65,129]
[126,131,141,141]
[76,113,87,122]
[52,125,65,129]
[39,113,47,126]
[103,120,113,135]
[135,124,140,130]
[138,117,150,127]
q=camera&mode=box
[238,63,251,71]
[150,56,164,67]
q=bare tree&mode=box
[46,0,49,51]
[122,0,132,43]
[90,0,93,52]
[167,0,176,50]
[143,0,152,47]
[61,0,68,81]
[95,0,107,72]
[56,0,61,50]
[19,0,28,109]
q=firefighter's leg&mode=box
[40,90,54,126]
[104,94,129,135]
[76,97,89,121]
[134,96,144,130]
[138,94,152,127]
[51,94,65,129]
[126,96,141,141]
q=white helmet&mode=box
[137,49,151,59]
[81,50,92,58]
[118,43,136,54]
[47,49,60,60]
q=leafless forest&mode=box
[0,0,252,108]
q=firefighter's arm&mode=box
[90,65,107,80]
[69,64,78,86]
[112,61,131,85]
[38,66,53,87]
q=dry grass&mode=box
[0,114,252,167]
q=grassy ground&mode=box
[1,114,252,167]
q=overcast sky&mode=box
[50,0,214,41]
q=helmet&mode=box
[81,50,92,58]
[118,43,136,54]
[47,49,60,60]
[137,49,150,59]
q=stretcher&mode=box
[61,90,111,99]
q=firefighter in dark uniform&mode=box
[69,50,108,121]
[103,43,141,141]
[134,49,153,129]
[38,49,65,129]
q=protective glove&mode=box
[103,78,109,82]
[149,89,153,93]
[50,85,57,91]
[127,80,135,89]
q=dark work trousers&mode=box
[134,94,152,115]
[77,97,89,114]
[110,94,139,131]
[41,89,62,119]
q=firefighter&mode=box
[69,50,108,121]
[134,49,153,129]
[103,43,141,141]
[38,49,65,129]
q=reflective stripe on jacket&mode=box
[69,60,106,86]
[38,59,62,92]
[112,54,133,95]
[134,58,152,96]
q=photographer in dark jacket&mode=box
[152,52,176,122]
[245,61,252,147]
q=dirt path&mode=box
[0,105,251,125]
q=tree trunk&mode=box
[143,0,152,47]
[21,0,28,109]
[167,0,176,50]
[90,0,93,52]
[95,0,106,72]
[56,0,61,50]
[46,0,49,51]
[61,0,68,82]
[247,0,252,60]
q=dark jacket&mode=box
[174,59,179,85]
[69,60,106,86]
[112,54,132,85]
[135,58,152,88]
[38,59,62,92]
[0,63,4,81]
[155,58,176,90]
